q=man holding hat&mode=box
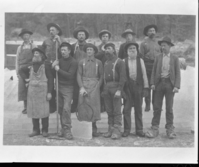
[42,23,64,113]
[71,26,89,113]
[102,43,126,140]
[19,46,54,137]
[140,24,161,112]
[122,42,149,137]
[95,30,112,113]
[76,43,103,137]
[118,29,136,60]
[145,37,181,139]
[16,28,37,114]
[52,42,78,140]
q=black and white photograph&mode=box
[0,0,198,164]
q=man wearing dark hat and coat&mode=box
[140,24,161,112]
[122,42,149,137]
[145,37,181,139]
[19,46,54,137]
[51,42,78,140]
[118,29,136,60]
[42,23,65,113]
[95,30,112,113]
[16,28,37,114]
[71,26,89,113]
[76,43,103,137]
[102,43,126,140]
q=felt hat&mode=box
[83,43,98,53]
[104,42,116,50]
[124,42,139,53]
[98,30,111,39]
[143,24,158,36]
[73,26,89,40]
[19,29,33,37]
[32,46,47,59]
[121,29,136,38]
[60,42,72,50]
[47,23,62,36]
[158,36,174,46]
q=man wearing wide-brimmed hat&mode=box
[51,42,78,140]
[122,42,149,138]
[19,46,54,138]
[145,37,181,139]
[95,30,112,113]
[16,28,37,114]
[140,24,161,112]
[102,43,126,140]
[118,29,136,59]
[71,26,89,113]
[76,43,103,137]
[42,23,65,113]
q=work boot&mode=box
[92,122,101,137]
[103,126,114,138]
[58,129,65,137]
[136,130,146,137]
[22,109,27,114]
[145,126,159,138]
[166,128,177,139]
[111,127,122,140]
[22,100,27,114]
[64,129,73,140]
[42,131,48,137]
[122,131,130,137]
[29,131,40,137]
[145,104,150,112]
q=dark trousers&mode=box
[32,117,49,133]
[71,82,79,113]
[152,78,175,129]
[103,83,122,128]
[58,85,73,130]
[123,80,143,133]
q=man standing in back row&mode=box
[140,24,161,112]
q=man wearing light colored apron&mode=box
[16,29,36,114]
[20,46,54,137]
[76,43,103,137]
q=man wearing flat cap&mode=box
[102,43,126,140]
[71,26,89,113]
[16,28,37,114]
[42,23,64,113]
[122,42,149,137]
[52,42,78,140]
[95,30,112,113]
[145,37,181,139]
[140,24,161,112]
[76,43,103,137]
[19,46,54,137]
[118,29,136,60]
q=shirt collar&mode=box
[86,55,95,62]
[163,53,170,57]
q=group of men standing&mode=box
[16,22,181,140]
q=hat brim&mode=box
[124,42,139,53]
[47,23,62,36]
[32,48,47,59]
[19,31,33,37]
[99,31,111,39]
[73,29,89,40]
[83,44,98,54]
[122,32,136,38]
[143,25,158,36]
[158,41,174,47]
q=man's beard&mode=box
[32,57,42,63]
[105,52,114,59]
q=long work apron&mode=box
[27,64,49,119]
[18,43,33,101]
[77,59,101,122]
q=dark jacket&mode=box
[150,53,181,89]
